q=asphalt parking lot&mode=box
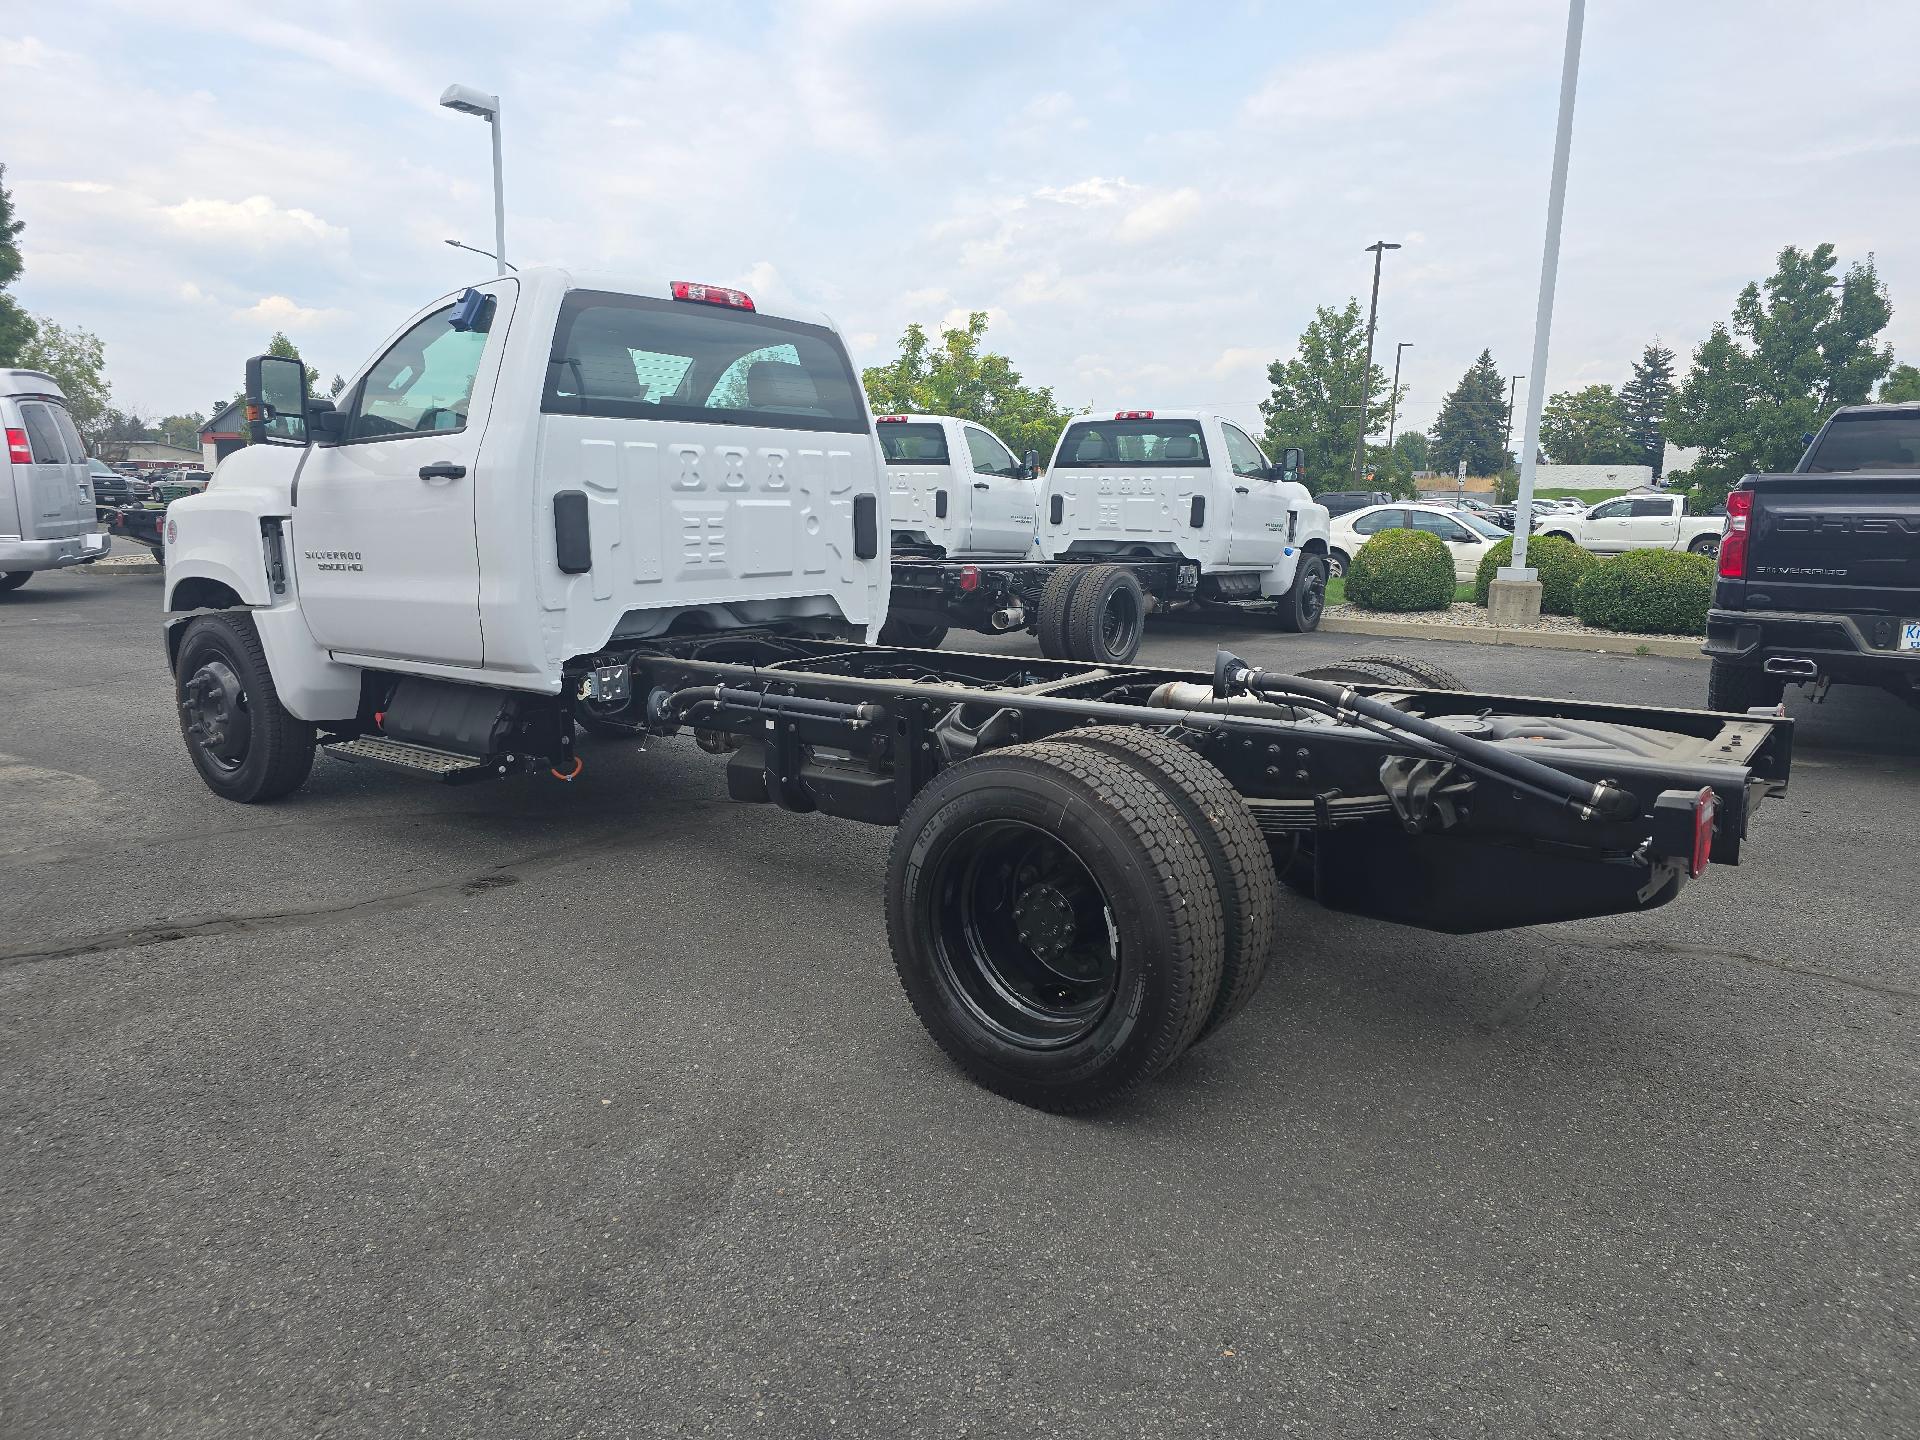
[3,567,1914,1439]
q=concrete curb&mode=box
[79,556,162,575]
[1320,614,1706,659]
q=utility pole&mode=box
[1349,240,1401,486]
[1502,374,1525,460]
[1387,342,1412,452]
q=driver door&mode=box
[1220,421,1283,565]
[1580,498,1634,552]
[960,424,1036,554]
[292,281,515,667]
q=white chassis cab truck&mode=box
[888,410,1333,666]
[162,269,1795,1114]
[1537,492,1725,556]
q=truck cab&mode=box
[2,369,109,590]
[164,267,889,757]
[1037,410,1328,599]
[877,413,1039,559]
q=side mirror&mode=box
[1280,446,1304,485]
[244,354,310,446]
[306,396,347,444]
[1024,449,1040,479]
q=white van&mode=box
[877,413,1039,559]
[2,370,108,589]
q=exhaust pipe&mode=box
[1763,656,1819,679]
[990,605,1026,631]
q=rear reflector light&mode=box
[671,281,754,311]
[876,415,908,423]
[1718,489,1752,579]
[958,564,981,593]
[1690,787,1717,877]
[1114,410,1154,420]
[5,428,29,465]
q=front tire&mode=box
[0,571,30,592]
[1707,660,1785,713]
[885,740,1225,1112]
[1273,554,1328,633]
[174,612,316,803]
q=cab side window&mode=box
[1630,497,1674,517]
[1220,422,1270,480]
[347,306,489,442]
[963,426,1020,478]
[1352,508,1405,535]
[1588,499,1631,520]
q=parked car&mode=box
[1328,501,1508,581]
[1537,492,1723,556]
[2,367,109,590]
[1316,488,1393,517]
[88,458,152,509]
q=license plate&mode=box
[1902,622,1920,651]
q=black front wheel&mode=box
[174,612,315,803]
[886,740,1225,1112]
[1273,554,1328,633]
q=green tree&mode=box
[1257,299,1396,494]
[20,319,110,442]
[1619,340,1677,476]
[1668,244,1894,507]
[329,374,346,399]
[862,312,1072,464]
[1390,429,1429,472]
[1539,383,1633,464]
[0,162,37,365]
[266,330,322,392]
[1880,363,1920,404]
[158,412,207,451]
[1428,349,1511,477]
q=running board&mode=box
[324,736,500,782]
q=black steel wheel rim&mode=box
[931,820,1121,1049]
[1299,561,1326,623]
[1099,585,1143,659]
[181,658,252,773]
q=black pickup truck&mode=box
[1705,402,1920,710]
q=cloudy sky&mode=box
[3,0,1916,439]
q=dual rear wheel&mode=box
[885,728,1279,1112]
[1036,564,1147,665]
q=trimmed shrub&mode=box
[1573,549,1714,635]
[1346,529,1456,612]
[1473,534,1596,615]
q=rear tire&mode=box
[1063,564,1146,664]
[1336,653,1465,690]
[885,740,1225,1112]
[879,616,950,649]
[1036,566,1091,660]
[1707,660,1784,713]
[1273,554,1328,634]
[174,611,316,803]
[1689,534,1720,557]
[1052,726,1278,1044]
[1293,657,1409,687]
[0,571,30,592]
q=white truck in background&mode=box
[878,413,1040,559]
[1537,492,1725,556]
[888,409,1331,662]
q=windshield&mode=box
[543,290,867,434]
[878,422,950,463]
[89,459,115,476]
[1802,412,1920,472]
[1054,418,1209,467]
[1454,510,1510,538]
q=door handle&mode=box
[972,481,990,491]
[419,462,466,481]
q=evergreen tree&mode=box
[1619,340,1677,477]
[1428,349,1509,477]
[1257,299,1396,494]
[0,162,36,365]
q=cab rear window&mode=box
[1802,412,1920,471]
[543,290,867,434]
[878,422,950,463]
[1054,419,1209,467]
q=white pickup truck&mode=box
[1537,492,1724,556]
[878,413,1039,559]
[157,267,1795,1114]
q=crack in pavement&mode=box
[1625,938,1920,1001]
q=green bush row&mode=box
[1572,548,1715,635]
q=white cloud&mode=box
[1118,187,1202,243]
[163,196,346,253]
[237,295,341,327]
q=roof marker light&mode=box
[671,281,755,311]
[1114,410,1155,420]
[876,415,909,423]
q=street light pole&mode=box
[1500,0,1584,583]
[1386,341,1412,451]
[1349,240,1401,487]
[1502,374,1525,459]
[439,84,506,270]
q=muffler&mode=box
[1763,657,1819,679]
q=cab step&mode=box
[325,735,499,780]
